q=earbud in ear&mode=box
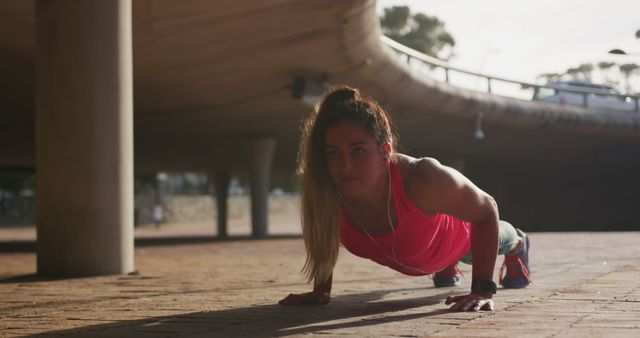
[383,143,391,154]
[383,143,392,162]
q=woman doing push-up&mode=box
[279,86,531,311]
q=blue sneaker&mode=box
[433,263,462,287]
[500,234,532,288]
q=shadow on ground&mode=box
[0,234,302,253]
[23,288,454,337]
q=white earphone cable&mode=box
[340,164,429,275]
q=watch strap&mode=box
[471,278,497,294]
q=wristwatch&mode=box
[471,278,497,294]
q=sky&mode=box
[376,0,640,92]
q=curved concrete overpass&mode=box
[0,0,639,275]
[3,1,638,169]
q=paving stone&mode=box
[0,231,638,337]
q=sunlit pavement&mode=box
[0,228,639,337]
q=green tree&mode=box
[380,6,410,32]
[597,61,616,71]
[597,61,618,87]
[538,29,640,92]
[0,169,35,195]
[380,6,455,60]
[537,72,563,83]
[565,63,594,81]
[134,172,157,195]
[619,63,640,93]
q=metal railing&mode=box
[381,35,640,113]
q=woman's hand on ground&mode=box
[278,291,331,306]
[445,293,494,311]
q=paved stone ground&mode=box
[0,229,638,337]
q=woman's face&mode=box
[325,121,387,198]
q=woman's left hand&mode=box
[445,293,494,311]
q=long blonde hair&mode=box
[297,86,397,284]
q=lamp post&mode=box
[608,49,640,56]
[476,47,500,92]
[608,29,640,56]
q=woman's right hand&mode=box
[278,291,331,306]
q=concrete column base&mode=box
[247,138,276,238]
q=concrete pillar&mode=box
[211,172,230,238]
[247,138,276,238]
[35,0,134,276]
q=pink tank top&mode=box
[340,162,472,276]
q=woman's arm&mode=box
[407,158,499,311]
[278,274,333,306]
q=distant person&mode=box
[153,204,164,228]
[279,86,531,311]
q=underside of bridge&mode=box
[0,0,638,275]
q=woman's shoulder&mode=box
[394,154,445,214]
[395,154,442,182]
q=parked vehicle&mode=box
[533,81,635,111]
